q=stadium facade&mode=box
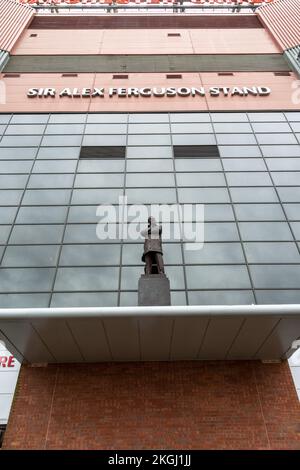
[0,0,300,449]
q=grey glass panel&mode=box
[48,114,86,124]
[0,190,22,205]
[75,174,124,188]
[175,158,222,172]
[0,207,18,224]
[0,268,55,292]
[45,124,85,135]
[121,265,184,290]
[0,293,50,308]
[256,134,297,145]
[261,145,300,157]
[0,136,42,147]
[126,173,175,187]
[16,206,68,224]
[59,245,121,266]
[85,123,127,134]
[122,243,182,265]
[204,205,234,221]
[0,161,32,174]
[283,204,300,220]
[235,204,285,221]
[171,123,213,134]
[129,113,168,123]
[170,291,187,306]
[285,112,300,121]
[0,115,11,124]
[213,123,252,133]
[291,222,300,239]
[37,147,80,159]
[128,124,170,134]
[119,291,138,306]
[5,124,46,135]
[239,222,293,241]
[211,113,248,122]
[186,265,251,289]
[218,146,261,158]
[0,175,27,189]
[222,159,266,171]
[176,173,226,187]
[170,113,210,123]
[244,242,300,263]
[68,206,101,223]
[82,135,127,146]
[226,172,272,187]
[248,112,285,122]
[51,292,118,307]
[271,172,300,186]
[126,146,172,159]
[250,265,300,288]
[64,224,105,244]
[0,147,37,159]
[216,134,256,145]
[28,174,74,189]
[0,125,5,135]
[9,225,64,244]
[290,123,300,132]
[87,114,127,123]
[172,134,216,145]
[256,290,300,304]
[2,245,60,267]
[41,135,82,147]
[188,290,254,305]
[127,135,171,146]
[184,242,244,264]
[0,226,10,244]
[32,160,77,173]
[230,187,279,203]
[127,159,173,173]
[54,267,119,291]
[277,187,300,202]
[266,158,300,171]
[204,223,239,242]
[78,159,125,173]
[71,189,122,204]
[22,189,71,205]
[178,188,229,203]
[252,122,291,133]
[10,114,49,124]
[125,188,176,204]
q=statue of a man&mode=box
[141,217,165,275]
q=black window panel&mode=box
[173,145,220,159]
[79,146,126,159]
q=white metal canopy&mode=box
[0,304,300,363]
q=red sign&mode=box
[0,356,16,368]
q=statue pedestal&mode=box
[138,274,171,306]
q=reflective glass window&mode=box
[45,124,85,135]
[218,146,261,158]
[0,268,55,292]
[9,225,64,244]
[244,242,300,263]
[222,159,266,171]
[226,172,272,187]
[82,135,126,146]
[126,173,175,187]
[127,159,173,172]
[178,188,229,203]
[60,244,121,266]
[54,267,119,291]
[2,245,60,267]
[22,189,71,206]
[32,160,77,173]
[16,206,68,224]
[5,124,46,135]
[175,159,222,172]
[229,187,279,203]
[239,222,293,241]
[235,204,285,221]
[37,147,80,159]
[28,174,74,189]
[186,265,251,289]
[250,265,300,288]
[128,124,170,134]
[74,174,124,188]
[188,290,254,305]
[172,134,216,146]
[216,134,256,145]
[71,189,123,204]
[51,292,118,307]
[184,242,244,264]
[171,123,213,134]
[176,173,226,187]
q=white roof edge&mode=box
[1,303,300,319]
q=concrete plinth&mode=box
[138,274,171,306]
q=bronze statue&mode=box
[141,217,165,275]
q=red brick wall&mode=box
[3,361,300,450]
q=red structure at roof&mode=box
[16,0,276,5]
